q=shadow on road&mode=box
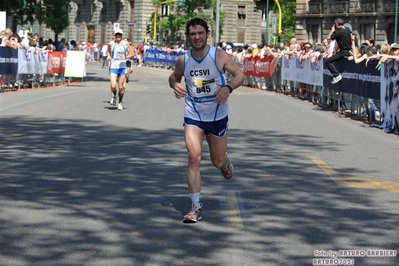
[0,115,397,265]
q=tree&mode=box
[35,0,70,36]
[1,0,70,43]
[273,0,296,43]
[151,0,225,44]
[0,0,39,26]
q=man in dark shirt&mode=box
[324,18,352,84]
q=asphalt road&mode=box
[0,61,398,266]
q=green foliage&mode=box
[0,0,38,25]
[273,0,296,43]
[150,0,224,43]
[35,0,70,34]
[0,0,70,34]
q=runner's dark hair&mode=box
[185,18,209,35]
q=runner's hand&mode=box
[214,86,230,104]
[174,83,186,99]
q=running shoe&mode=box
[331,74,342,84]
[110,97,117,106]
[118,103,123,111]
[183,204,203,223]
[221,153,233,179]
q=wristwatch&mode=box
[225,84,233,93]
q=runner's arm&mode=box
[127,45,135,59]
[169,56,186,99]
[106,43,112,60]
[219,49,245,93]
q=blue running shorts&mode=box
[110,68,127,76]
[184,116,229,138]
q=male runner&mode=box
[169,18,244,223]
[106,29,133,111]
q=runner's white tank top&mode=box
[110,42,127,69]
[183,45,228,121]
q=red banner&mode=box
[243,55,279,78]
[47,51,67,74]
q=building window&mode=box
[76,4,82,23]
[262,6,268,21]
[100,3,107,23]
[238,6,246,20]
[308,0,323,14]
[89,3,94,21]
[327,0,349,14]
[360,24,374,41]
[115,2,121,21]
[130,1,135,22]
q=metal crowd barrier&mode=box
[242,56,381,124]
[143,49,185,69]
[140,50,378,122]
[1,73,66,92]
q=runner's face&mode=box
[188,25,208,51]
[115,34,122,42]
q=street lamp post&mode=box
[215,0,220,45]
[22,0,26,35]
[137,0,141,44]
[265,0,269,44]
[265,0,282,44]
[395,0,398,42]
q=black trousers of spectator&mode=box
[324,49,350,77]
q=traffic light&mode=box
[277,33,281,43]
[146,23,151,34]
[178,0,185,7]
[156,33,160,43]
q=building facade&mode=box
[295,0,399,45]
[12,0,269,46]
[11,1,396,46]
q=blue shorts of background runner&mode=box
[110,68,126,76]
[184,116,229,138]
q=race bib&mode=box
[191,78,217,98]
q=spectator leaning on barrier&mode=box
[299,42,312,62]
[28,37,39,53]
[379,43,399,65]
[0,28,18,49]
[324,18,352,84]
[379,43,390,56]
[349,42,370,64]
[251,44,259,56]
[311,43,325,62]
[366,38,375,47]
[284,42,297,59]
[259,44,269,58]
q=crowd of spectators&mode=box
[213,21,398,122]
[0,28,105,63]
[2,25,399,121]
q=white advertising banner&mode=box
[64,51,86,78]
[281,56,324,86]
[18,48,42,74]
